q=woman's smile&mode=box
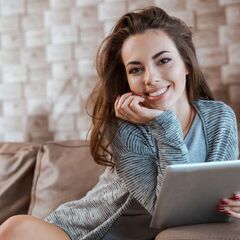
[145,85,170,98]
[142,85,171,109]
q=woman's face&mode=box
[121,29,189,112]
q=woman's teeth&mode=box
[148,87,168,97]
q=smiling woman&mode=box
[119,29,190,128]
[0,6,239,240]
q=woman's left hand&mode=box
[114,92,163,124]
[217,193,240,219]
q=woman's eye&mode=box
[158,58,171,65]
[128,67,143,74]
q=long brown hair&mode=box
[87,6,214,167]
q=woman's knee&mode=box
[0,215,70,240]
[0,215,34,239]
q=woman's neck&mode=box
[175,103,195,137]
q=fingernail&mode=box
[221,199,228,204]
[218,205,226,209]
[217,205,226,210]
[231,194,240,200]
[225,211,232,216]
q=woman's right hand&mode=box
[114,92,164,124]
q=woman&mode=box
[0,6,239,240]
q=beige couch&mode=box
[0,140,239,239]
[0,140,105,223]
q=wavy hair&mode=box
[87,6,214,167]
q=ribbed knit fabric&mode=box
[45,100,239,240]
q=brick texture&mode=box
[0,0,239,143]
[196,7,226,29]
[1,0,25,16]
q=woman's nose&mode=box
[143,68,161,86]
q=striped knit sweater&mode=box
[45,99,239,240]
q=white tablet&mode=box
[150,160,240,230]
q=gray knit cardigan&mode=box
[45,99,239,240]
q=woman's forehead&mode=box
[121,30,178,63]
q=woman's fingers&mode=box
[114,93,163,123]
[221,198,240,207]
[217,195,240,219]
[115,92,132,112]
[114,92,132,117]
[114,93,142,120]
[129,96,146,113]
[231,193,240,201]
[227,210,240,218]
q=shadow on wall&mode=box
[25,115,54,143]
[25,76,82,143]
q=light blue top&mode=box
[185,112,207,163]
[45,100,239,240]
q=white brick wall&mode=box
[0,116,26,132]
[72,6,99,29]
[27,0,49,13]
[49,0,74,9]
[24,82,47,98]
[22,14,44,30]
[29,67,51,82]
[78,59,97,76]
[3,100,27,116]
[1,33,23,49]
[0,83,23,100]
[76,0,101,7]
[222,65,240,84]
[52,95,80,114]
[196,47,227,67]
[1,0,25,16]
[2,65,27,83]
[52,61,77,79]
[44,10,70,27]
[0,15,20,32]
[49,114,75,131]
[51,25,78,44]
[21,47,46,68]
[25,29,49,47]
[27,98,50,115]
[228,44,240,64]
[98,2,127,21]
[46,44,72,62]
[0,50,20,65]
[0,0,239,142]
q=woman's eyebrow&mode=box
[126,61,141,67]
[152,50,170,60]
[126,50,170,67]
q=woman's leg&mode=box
[0,215,70,240]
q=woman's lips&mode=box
[146,85,170,101]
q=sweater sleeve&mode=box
[224,108,239,160]
[111,110,189,215]
[209,104,239,161]
[196,100,239,162]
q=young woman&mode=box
[0,6,239,240]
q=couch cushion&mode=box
[28,140,105,218]
[155,221,240,240]
[0,143,40,224]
